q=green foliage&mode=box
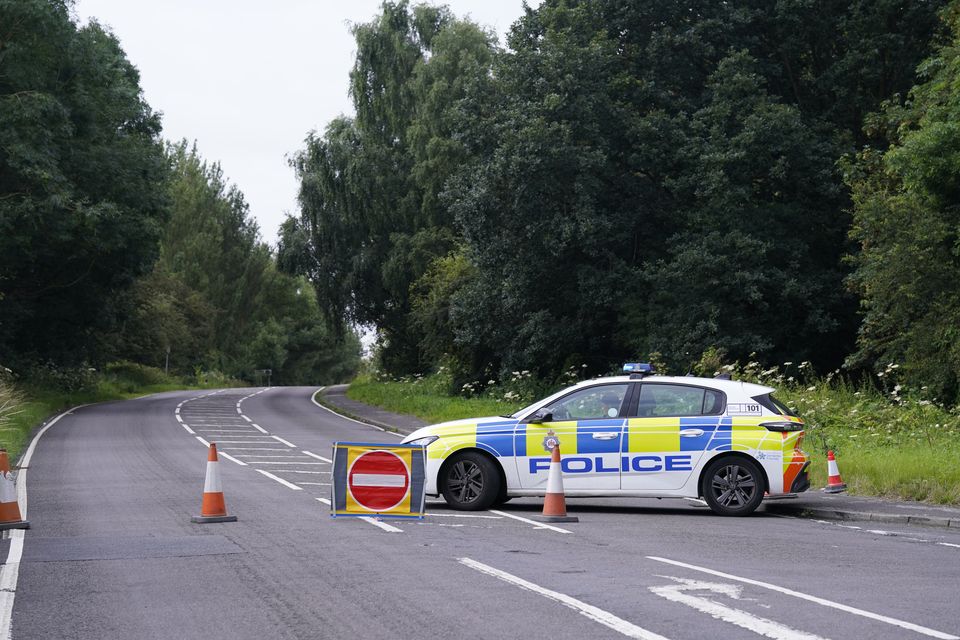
[0,0,170,367]
[845,2,960,403]
[110,143,362,385]
[289,1,496,373]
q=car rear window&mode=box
[753,393,798,417]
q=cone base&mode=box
[190,515,238,523]
[823,484,847,493]
[0,520,29,530]
[533,514,579,523]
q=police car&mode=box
[401,364,810,516]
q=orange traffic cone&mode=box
[534,438,579,523]
[0,448,10,475]
[191,443,238,523]
[0,471,29,530]
[823,450,847,493]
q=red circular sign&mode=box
[348,450,410,511]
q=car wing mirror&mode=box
[528,409,553,424]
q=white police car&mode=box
[401,364,810,516]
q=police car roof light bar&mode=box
[623,362,654,379]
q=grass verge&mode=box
[0,362,245,463]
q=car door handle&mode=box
[680,429,704,437]
[592,432,620,440]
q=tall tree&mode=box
[288,1,495,373]
[0,0,169,366]
[846,3,960,402]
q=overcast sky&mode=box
[72,0,538,245]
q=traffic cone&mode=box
[191,443,238,523]
[0,471,29,530]
[823,450,847,493]
[0,448,10,475]
[534,442,579,523]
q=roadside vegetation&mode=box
[0,362,244,463]
[348,354,960,506]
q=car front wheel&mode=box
[701,456,765,516]
[440,451,501,511]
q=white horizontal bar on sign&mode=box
[351,473,406,487]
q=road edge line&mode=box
[1,404,89,640]
[309,388,405,438]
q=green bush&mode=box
[104,361,177,388]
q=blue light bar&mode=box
[623,363,654,374]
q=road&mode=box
[3,386,959,640]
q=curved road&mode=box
[3,387,959,639]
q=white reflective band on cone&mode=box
[203,461,222,493]
[546,461,564,493]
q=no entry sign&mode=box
[348,450,410,511]
[331,443,426,519]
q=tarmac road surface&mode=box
[3,386,959,640]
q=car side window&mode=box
[544,384,629,421]
[637,384,724,417]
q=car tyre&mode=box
[440,451,501,511]
[701,456,765,516]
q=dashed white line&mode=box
[359,517,404,532]
[218,452,247,466]
[938,542,960,548]
[180,423,196,435]
[296,482,330,486]
[458,558,670,640]
[316,497,331,505]
[302,451,332,463]
[271,435,296,447]
[250,423,268,433]
[247,461,327,465]
[488,509,573,534]
[255,469,302,490]
[646,556,958,640]
[241,415,252,422]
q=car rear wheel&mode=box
[701,456,764,516]
[440,451,501,511]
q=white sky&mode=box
[72,0,538,246]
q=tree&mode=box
[289,1,495,373]
[846,3,960,401]
[0,0,169,366]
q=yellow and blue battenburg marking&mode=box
[330,442,427,519]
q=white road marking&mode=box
[220,448,289,451]
[488,509,572,534]
[251,423,268,433]
[428,513,502,519]
[309,388,405,437]
[2,403,91,638]
[269,470,329,474]
[359,517,403,532]
[195,436,209,447]
[175,415,183,423]
[938,542,960,548]
[242,415,252,422]
[458,558,671,640]
[296,482,330,486]
[217,452,247,466]
[649,576,829,640]
[180,423,196,435]
[302,451,332,463]
[315,499,404,533]
[646,556,959,640]
[255,469,302,490]
[271,435,297,447]
[232,455,306,459]
[247,461,326,465]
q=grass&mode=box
[348,375,523,424]
[0,362,245,464]
[347,365,960,505]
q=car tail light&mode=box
[759,420,804,432]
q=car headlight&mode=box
[406,435,439,447]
